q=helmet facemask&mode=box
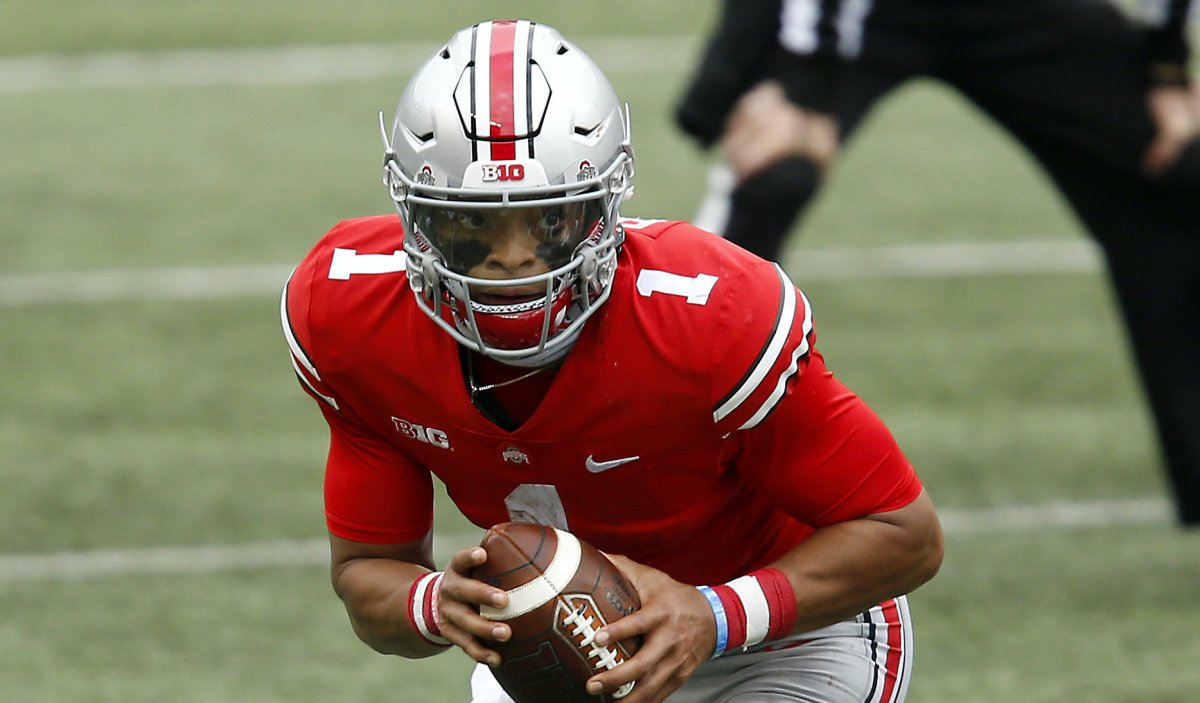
[380,20,635,367]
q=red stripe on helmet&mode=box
[488,20,517,160]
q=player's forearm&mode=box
[772,489,944,634]
[332,557,448,658]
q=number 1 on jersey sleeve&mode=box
[635,269,718,305]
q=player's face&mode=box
[415,202,602,299]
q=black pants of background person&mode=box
[704,0,1200,526]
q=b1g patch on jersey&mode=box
[391,417,451,449]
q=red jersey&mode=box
[283,215,920,585]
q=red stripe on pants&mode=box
[877,598,904,703]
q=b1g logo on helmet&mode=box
[415,165,436,186]
[480,163,526,182]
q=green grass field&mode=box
[3,3,1199,701]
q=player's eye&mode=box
[537,210,563,230]
[534,207,570,240]
[449,211,488,231]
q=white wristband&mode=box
[407,571,450,647]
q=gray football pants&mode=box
[469,596,913,703]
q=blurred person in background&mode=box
[676,0,1200,527]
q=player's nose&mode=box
[481,228,544,277]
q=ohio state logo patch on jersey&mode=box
[502,446,530,464]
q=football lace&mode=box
[560,601,636,699]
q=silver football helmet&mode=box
[381,20,635,367]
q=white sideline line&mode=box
[4,25,1196,94]
[936,497,1171,535]
[0,239,1100,307]
[0,264,295,306]
[0,37,699,93]
[0,497,1173,583]
[784,239,1101,280]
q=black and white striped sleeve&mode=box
[775,0,876,111]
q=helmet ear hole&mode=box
[578,247,599,280]
[419,257,440,294]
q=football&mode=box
[469,522,642,703]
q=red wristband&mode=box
[753,567,798,642]
[406,571,450,647]
[705,568,797,654]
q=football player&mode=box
[283,20,943,703]
[677,0,1200,528]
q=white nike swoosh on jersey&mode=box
[585,455,641,473]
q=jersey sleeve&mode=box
[281,247,341,413]
[281,223,434,544]
[320,403,435,544]
[732,348,922,526]
[707,262,921,524]
[710,261,816,436]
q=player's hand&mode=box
[435,546,512,666]
[721,80,840,183]
[1143,81,1200,176]
[584,555,716,703]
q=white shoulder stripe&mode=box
[280,270,320,381]
[713,264,799,423]
[479,528,582,621]
[739,288,812,430]
[290,354,339,410]
[281,270,339,410]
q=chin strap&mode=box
[483,332,577,368]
